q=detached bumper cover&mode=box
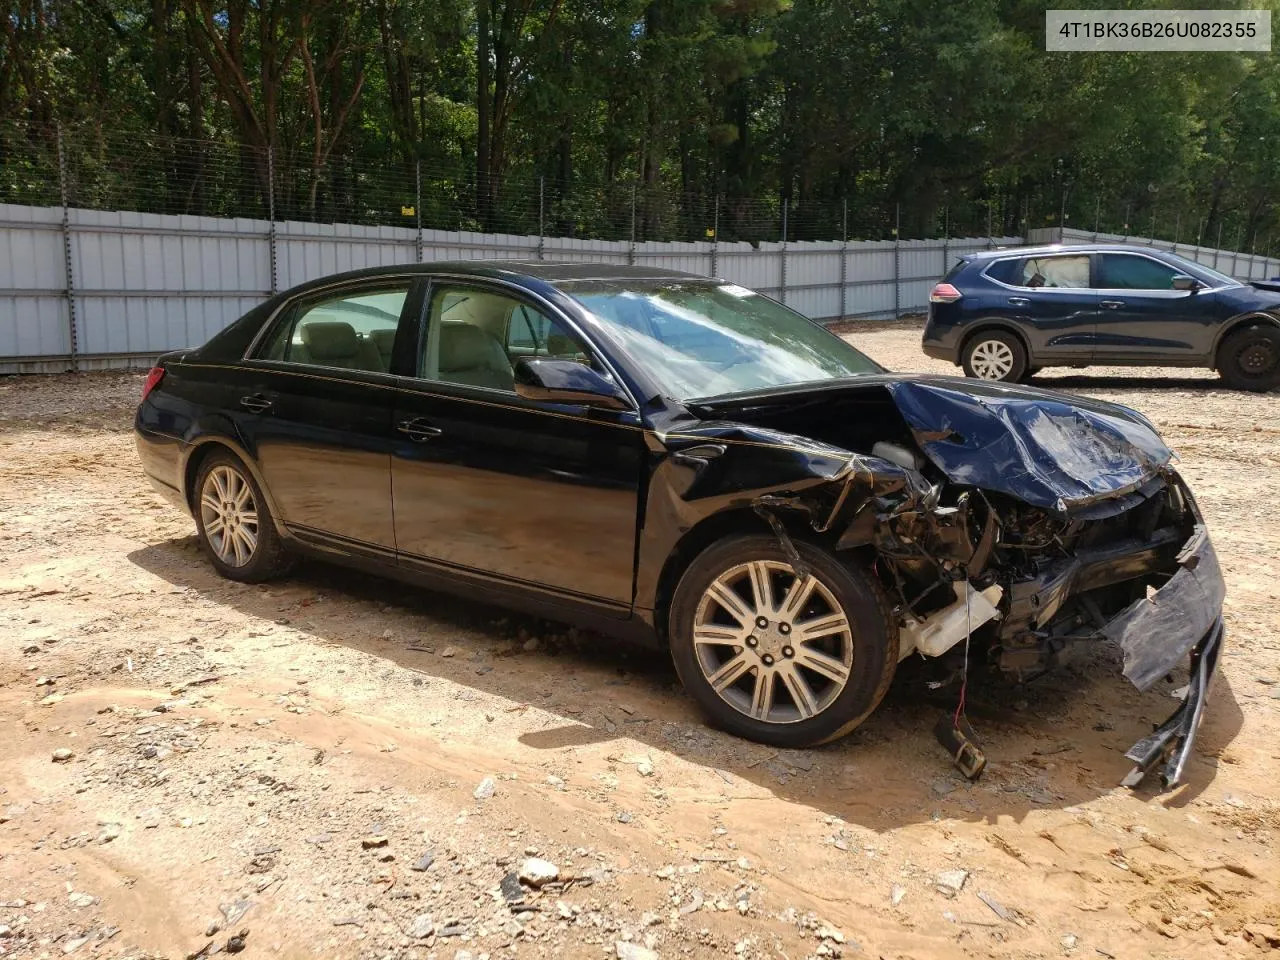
[1104,525,1224,692]
[1101,525,1226,788]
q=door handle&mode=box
[1007,297,1031,307]
[239,394,273,413]
[397,417,444,442]
[1100,300,1125,309]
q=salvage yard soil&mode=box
[3,319,1280,960]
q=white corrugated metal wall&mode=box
[0,198,1030,372]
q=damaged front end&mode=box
[674,376,1226,789]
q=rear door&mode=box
[390,280,644,609]
[1092,252,1224,360]
[240,278,423,556]
[987,253,1097,362]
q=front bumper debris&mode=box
[1104,524,1226,789]
[1122,617,1223,788]
[1104,525,1225,691]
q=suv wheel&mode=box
[668,535,897,748]
[1217,323,1280,392]
[962,331,1028,382]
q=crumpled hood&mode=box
[883,377,1174,512]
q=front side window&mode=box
[560,280,882,401]
[419,286,588,392]
[1098,254,1180,290]
[259,286,409,373]
[1019,255,1090,289]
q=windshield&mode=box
[558,280,882,400]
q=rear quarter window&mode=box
[984,258,1022,285]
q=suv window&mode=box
[985,258,1022,285]
[1098,253,1180,290]
[259,286,409,373]
[1019,255,1090,289]
[420,285,588,392]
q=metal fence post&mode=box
[893,203,901,318]
[537,177,545,261]
[1232,227,1242,276]
[710,195,719,277]
[1214,223,1223,269]
[267,146,278,295]
[628,184,637,265]
[56,125,79,372]
[415,160,424,263]
[942,205,950,270]
[1172,213,1181,254]
[779,198,788,304]
[840,198,849,319]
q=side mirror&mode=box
[513,357,631,411]
[1171,274,1201,292]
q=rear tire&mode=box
[668,535,897,748]
[193,450,293,583]
[961,330,1028,383]
[1216,323,1280,392]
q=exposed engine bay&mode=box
[676,375,1226,789]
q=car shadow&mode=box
[1028,371,1232,392]
[127,537,1244,834]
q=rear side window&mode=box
[1019,255,1089,289]
[258,286,410,373]
[984,258,1022,285]
[1098,254,1180,290]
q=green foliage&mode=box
[0,0,1276,247]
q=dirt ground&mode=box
[2,321,1279,960]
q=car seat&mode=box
[368,328,397,369]
[437,323,514,390]
[298,320,385,372]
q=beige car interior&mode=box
[279,286,585,389]
[422,289,584,391]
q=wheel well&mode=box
[652,509,773,648]
[960,323,1030,361]
[182,441,226,510]
[1213,313,1280,363]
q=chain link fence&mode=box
[0,121,1022,244]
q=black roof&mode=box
[964,243,1183,261]
[468,260,704,282]
[298,259,707,286]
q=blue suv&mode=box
[922,243,1280,391]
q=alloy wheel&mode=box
[969,339,1015,379]
[199,464,259,567]
[692,560,853,724]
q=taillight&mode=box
[141,366,166,402]
[929,282,963,304]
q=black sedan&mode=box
[135,261,1224,787]
[923,243,1280,390]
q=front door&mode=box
[241,278,421,555]
[1091,252,1224,360]
[391,281,644,607]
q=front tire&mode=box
[668,535,897,748]
[194,450,292,583]
[1217,323,1280,392]
[961,330,1028,382]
